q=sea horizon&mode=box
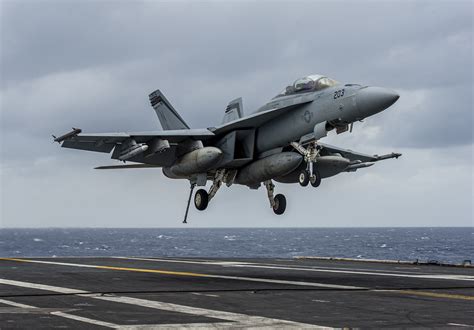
[1,227,472,264]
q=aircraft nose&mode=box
[355,87,399,117]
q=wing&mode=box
[317,142,402,163]
[316,142,401,172]
[58,128,216,166]
[212,96,313,136]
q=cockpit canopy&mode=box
[274,74,339,98]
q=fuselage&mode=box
[55,73,402,217]
[164,75,399,186]
[255,83,398,153]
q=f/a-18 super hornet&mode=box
[54,74,401,222]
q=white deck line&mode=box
[115,257,474,282]
[1,258,363,290]
[447,323,474,327]
[0,279,327,329]
[0,278,88,294]
[118,322,241,328]
[112,256,462,275]
[0,298,118,328]
[96,295,323,328]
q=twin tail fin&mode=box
[149,90,190,130]
[149,90,245,129]
[221,97,243,124]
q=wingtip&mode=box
[374,152,403,161]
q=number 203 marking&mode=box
[334,89,345,99]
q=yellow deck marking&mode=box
[96,265,209,277]
[393,290,474,301]
[375,289,474,301]
[0,258,208,277]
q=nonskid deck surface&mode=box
[0,257,473,328]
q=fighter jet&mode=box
[54,74,401,222]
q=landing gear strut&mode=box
[291,141,322,188]
[208,169,225,202]
[183,181,209,224]
[183,170,230,224]
[264,180,286,215]
[183,183,196,224]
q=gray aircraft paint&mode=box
[54,74,400,217]
[255,84,374,153]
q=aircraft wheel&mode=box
[310,170,321,188]
[194,189,209,211]
[298,170,310,187]
[272,194,286,215]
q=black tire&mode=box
[310,170,321,187]
[273,194,286,215]
[298,170,310,187]
[194,189,209,211]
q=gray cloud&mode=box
[1,0,472,227]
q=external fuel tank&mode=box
[235,152,303,186]
[168,147,223,176]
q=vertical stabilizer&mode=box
[222,97,243,124]
[149,90,190,130]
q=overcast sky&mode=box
[1,0,472,228]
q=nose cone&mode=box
[356,87,399,117]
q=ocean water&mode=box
[0,228,472,264]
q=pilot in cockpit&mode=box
[274,75,339,99]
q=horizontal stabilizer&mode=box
[95,164,161,170]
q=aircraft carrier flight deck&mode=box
[1,256,473,328]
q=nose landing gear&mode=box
[309,170,321,187]
[298,170,310,186]
[291,141,322,188]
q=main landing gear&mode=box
[291,141,322,188]
[264,180,286,215]
[183,171,290,221]
[183,169,232,223]
[183,184,210,223]
[194,189,208,211]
